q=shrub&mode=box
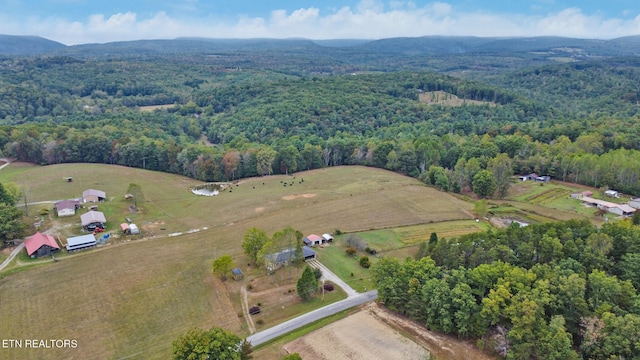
[323,283,334,291]
[256,319,264,325]
[246,284,253,290]
[359,256,371,268]
[345,247,357,256]
[313,268,322,280]
[249,306,261,315]
[335,229,343,235]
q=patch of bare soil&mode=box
[283,303,429,360]
[281,193,316,201]
[283,303,494,360]
[255,207,265,212]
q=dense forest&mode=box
[374,218,640,359]
[3,35,640,358]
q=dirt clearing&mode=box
[283,303,493,360]
[282,193,316,200]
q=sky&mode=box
[0,0,639,45]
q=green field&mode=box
[0,163,477,359]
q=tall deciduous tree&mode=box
[127,183,144,208]
[242,228,269,266]
[472,170,497,198]
[0,203,27,241]
[212,255,234,281]
[488,153,513,199]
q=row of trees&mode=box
[373,219,640,358]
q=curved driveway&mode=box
[246,258,378,346]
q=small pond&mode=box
[191,183,228,196]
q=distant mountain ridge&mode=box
[2,34,640,58]
[0,34,66,55]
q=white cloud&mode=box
[3,1,640,45]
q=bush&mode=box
[359,256,371,268]
[323,283,334,291]
[256,319,264,325]
[313,268,322,280]
[365,247,377,255]
[335,229,343,235]
[345,247,357,256]
[249,306,261,315]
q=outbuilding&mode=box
[322,233,334,243]
[605,190,620,198]
[265,246,317,271]
[81,210,106,230]
[66,234,97,252]
[303,234,324,247]
[25,232,60,258]
[630,198,640,210]
[232,268,244,280]
[82,189,106,203]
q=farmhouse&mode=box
[24,232,60,258]
[630,198,640,210]
[303,234,324,247]
[265,246,316,271]
[81,210,106,230]
[82,189,106,203]
[54,199,80,217]
[518,173,550,182]
[66,234,97,252]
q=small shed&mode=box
[129,224,140,235]
[83,189,106,203]
[232,268,244,280]
[25,232,60,258]
[322,233,334,243]
[120,223,130,234]
[605,190,620,198]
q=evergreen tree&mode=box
[296,266,318,301]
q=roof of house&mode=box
[67,234,97,247]
[83,189,106,198]
[25,232,59,256]
[55,199,79,211]
[80,211,106,225]
[232,268,243,275]
[266,246,316,264]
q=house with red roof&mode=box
[25,232,60,258]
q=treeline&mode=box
[373,219,640,359]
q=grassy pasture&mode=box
[0,164,475,359]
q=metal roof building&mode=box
[66,234,97,252]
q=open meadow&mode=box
[0,164,476,359]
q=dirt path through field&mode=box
[241,284,256,334]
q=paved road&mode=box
[0,242,24,272]
[246,289,378,346]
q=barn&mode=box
[54,199,80,217]
[82,189,106,203]
[66,234,97,252]
[24,232,60,258]
[81,211,106,230]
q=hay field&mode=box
[0,164,474,359]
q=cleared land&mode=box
[283,303,494,360]
[419,90,496,106]
[0,164,474,359]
